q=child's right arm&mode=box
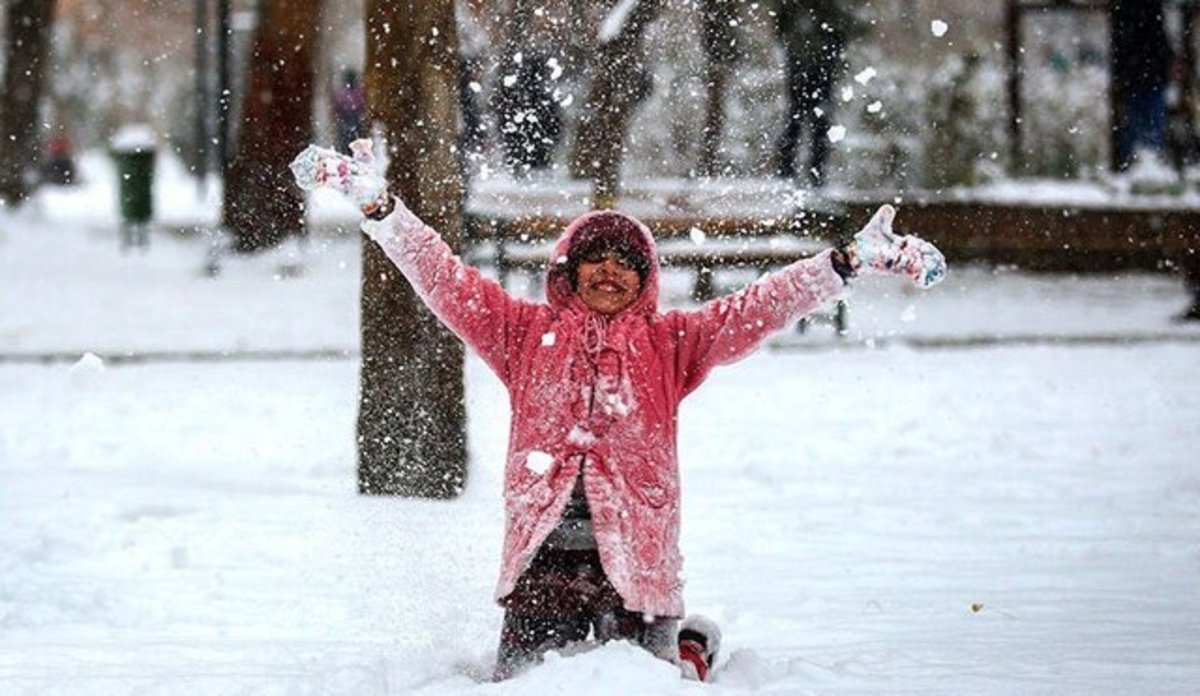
[290,138,534,380]
[361,198,536,383]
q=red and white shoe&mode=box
[678,614,721,682]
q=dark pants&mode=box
[494,544,677,680]
[1116,83,1167,171]
[777,55,839,186]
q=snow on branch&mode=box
[599,0,640,43]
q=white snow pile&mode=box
[70,351,105,375]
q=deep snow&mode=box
[2,154,1199,694]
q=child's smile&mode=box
[577,252,643,315]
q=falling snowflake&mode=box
[827,125,847,143]
[932,20,949,37]
[854,67,876,85]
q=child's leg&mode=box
[594,607,679,663]
[495,610,589,680]
[493,545,601,680]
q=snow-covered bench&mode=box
[465,216,849,334]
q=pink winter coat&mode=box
[364,209,846,618]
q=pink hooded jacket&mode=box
[363,209,846,618]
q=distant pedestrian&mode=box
[332,68,368,153]
[773,0,863,186]
[1165,55,1200,170]
[1111,0,1172,171]
[43,133,77,186]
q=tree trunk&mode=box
[359,0,468,498]
[222,0,321,253]
[0,0,56,206]
[697,0,739,177]
[569,0,665,208]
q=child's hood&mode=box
[545,210,660,315]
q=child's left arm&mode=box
[668,205,944,396]
[667,249,845,396]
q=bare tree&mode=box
[222,0,321,253]
[359,0,468,498]
[569,0,665,207]
[0,0,57,206]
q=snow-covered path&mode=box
[3,343,1198,694]
[3,161,1199,693]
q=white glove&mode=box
[289,138,389,214]
[848,205,947,288]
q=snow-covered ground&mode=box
[2,156,1199,694]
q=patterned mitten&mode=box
[289,138,388,212]
[850,205,947,288]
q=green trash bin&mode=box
[110,125,157,249]
[114,149,155,223]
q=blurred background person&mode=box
[773,0,862,187]
[1111,0,1172,171]
[332,68,367,153]
[42,132,77,186]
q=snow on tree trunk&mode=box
[569,0,664,208]
[359,0,467,498]
[0,0,56,207]
[222,0,321,253]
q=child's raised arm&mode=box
[291,139,536,381]
[666,205,945,397]
[360,196,538,383]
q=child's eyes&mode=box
[584,252,633,269]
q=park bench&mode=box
[463,210,851,334]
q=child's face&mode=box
[576,250,643,315]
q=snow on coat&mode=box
[363,209,846,618]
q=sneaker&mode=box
[678,614,721,682]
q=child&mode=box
[305,140,946,681]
